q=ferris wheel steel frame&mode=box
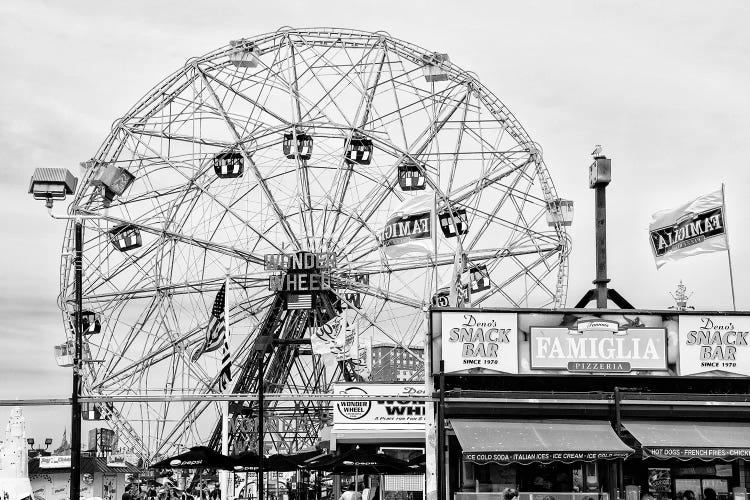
[58,27,570,461]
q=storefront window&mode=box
[675,479,729,500]
[522,464,574,492]
[701,479,729,500]
[380,448,424,500]
[458,461,615,498]
[459,461,518,492]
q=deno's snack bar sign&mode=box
[679,315,750,376]
[332,383,425,427]
[441,312,518,374]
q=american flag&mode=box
[218,339,232,393]
[192,284,227,362]
[287,293,312,310]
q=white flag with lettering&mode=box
[311,315,358,360]
[649,189,728,268]
[310,315,344,356]
[381,194,434,258]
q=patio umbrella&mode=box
[150,446,236,470]
[231,450,262,471]
[267,450,328,472]
[265,454,300,472]
[306,448,412,476]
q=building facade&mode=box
[430,308,750,500]
[329,383,426,500]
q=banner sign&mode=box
[332,383,425,428]
[432,309,750,378]
[440,312,518,374]
[463,450,630,465]
[530,319,667,372]
[39,455,72,468]
[643,447,750,460]
[678,315,750,376]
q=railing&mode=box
[455,493,609,500]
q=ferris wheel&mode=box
[59,27,571,461]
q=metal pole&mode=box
[594,182,609,308]
[424,309,437,500]
[258,351,265,500]
[424,193,438,500]
[721,183,737,311]
[71,220,83,500]
[437,361,445,500]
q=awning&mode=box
[623,420,750,461]
[451,419,633,465]
[330,425,424,450]
[28,456,142,474]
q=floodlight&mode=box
[45,438,53,447]
[27,438,34,447]
[28,168,78,208]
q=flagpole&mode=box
[221,271,230,500]
[423,188,438,500]
[721,183,737,311]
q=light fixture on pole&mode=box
[28,168,77,209]
[26,437,54,458]
[28,166,127,500]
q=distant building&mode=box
[53,429,70,456]
[369,343,424,382]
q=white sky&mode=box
[1,0,749,446]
